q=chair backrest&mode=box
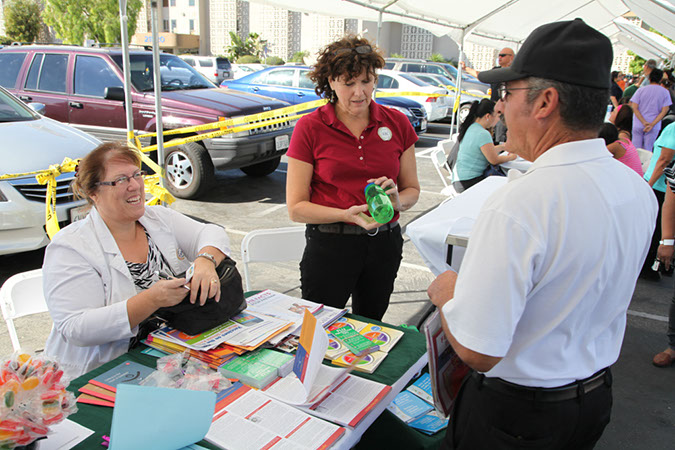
[636,148,652,173]
[0,269,48,352]
[430,144,453,189]
[240,226,306,291]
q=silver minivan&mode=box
[179,55,232,84]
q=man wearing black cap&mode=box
[428,19,657,449]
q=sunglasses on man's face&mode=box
[334,45,372,56]
[498,53,513,58]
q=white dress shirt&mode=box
[43,205,230,380]
[442,139,657,387]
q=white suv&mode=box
[179,55,232,84]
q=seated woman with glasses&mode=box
[285,35,420,321]
[452,99,516,193]
[42,142,230,379]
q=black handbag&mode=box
[155,256,247,335]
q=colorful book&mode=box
[89,360,155,393]
[359,323,404,353]
[327,317,368,333]
[218,356,279,390]
[330,325,379,356]
[387,390,434,423]
[325,333,349,360]
[330,350,387,374]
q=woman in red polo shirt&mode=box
[286,36,420,321]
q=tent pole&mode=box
[450,29,466,138]
[118,0,134,142]
[150,1,166,191]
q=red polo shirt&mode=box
[287,101,418,223]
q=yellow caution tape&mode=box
[34,158,80,239]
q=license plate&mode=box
[69,204,90,223]
[275,134,290,151]
[420,119,428,132]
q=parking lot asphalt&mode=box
[0,123,672,448]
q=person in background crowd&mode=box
[461,47,515,143]
[285,35,420,321]
[654,124,675,367]
[622,74,639,101]
[43,143,230,379]
[630,68,672,152]
[610,71,624,109]
[642,122,675,281]
[637,59,657,88]
[598,120,643,175]
[617,71,626,91]
[451,99,516,193]
[427,19,656,449]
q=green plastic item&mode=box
[364,183,394,224]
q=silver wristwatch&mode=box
[196,252,217,266]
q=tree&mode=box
[390,53,404,58]
[43,0,142,45]
[4,0,42,43]
[290,50,308,63]
[227,31,254,60]
[627,51,646,75]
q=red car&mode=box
[0,45,295,199]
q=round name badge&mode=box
[378,127,392,141]
[176,248,186,260]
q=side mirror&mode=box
[104,86,125,101]
[28,102,46,115]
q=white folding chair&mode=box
[0,269,48,352]
[636,148,652,173]
[430,141,458,197]
[240,226,307,291]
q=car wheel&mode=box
[164,141,214,199]
[240,156,281,177]
[458,103,472,124]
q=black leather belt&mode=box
[473,368,611,402]
[308,221,399,236]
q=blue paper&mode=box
[409,410,449,434]
[387,390,434,423]
[110,385,216,450]
[406,373,434,404]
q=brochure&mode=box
[406,373,434,405]
[408,410,449,435]
[331,350,388,374]
[424,310,470,416]
[387,390,434,423]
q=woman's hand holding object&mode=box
[190,258,220,305]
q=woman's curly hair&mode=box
[308,35,385,102]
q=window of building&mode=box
[170,0,176,5]
[162,0,168,6]
[163,20,169,31]
[189,19,194,32]
[189,0,195,6]
[171,20,176,32]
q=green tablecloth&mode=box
[66,314,443,449]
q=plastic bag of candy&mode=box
[0,353,77,449]
[140,351,230,393]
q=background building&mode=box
[249,2,300,60]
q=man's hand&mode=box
[658,244,675,270]
[427,270,458,309]
[644,123,654,133]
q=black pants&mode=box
[443,371,613,450]
[299,225,403,321]
[452,175,485,194]
[642,188,665,275]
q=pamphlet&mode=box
[424,310,470,416]
[408,410,449,435]
[327,317,368,333]
[330,325,379,356]
[406,373,434,405]
[359,324,404,353]
[387,390,434,423]
[331,350,387,374]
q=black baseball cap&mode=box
[478,19,613,89]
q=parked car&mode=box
[231,63,268,79]
[0,86,100,255]
[221,65,428,134]
[178,55,232,84]
[0,45,295,199]
[384,59,489,96]
[411,73,485,123]
[375,69,450,122]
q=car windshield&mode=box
[111,54,215,92]
[0,88,37,122]
[400,73,430,87]
[216,58,231,69]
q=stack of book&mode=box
[325,318,405,374]
[76,361,155,407]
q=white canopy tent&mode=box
[611,16,675,64]
[622,0,675,42]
